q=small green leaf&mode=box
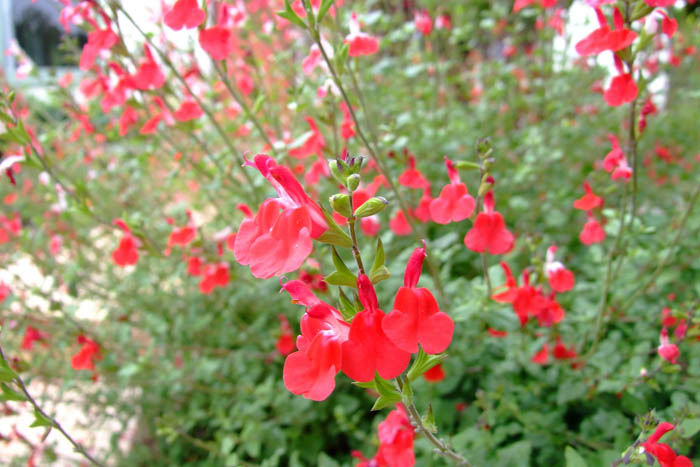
[316,209,353,248]
[0,383,27,402]
[455,161,481,171]
[680,418,700,438]
[277,0,307,29]
[368,238,390,284]
[337,288,358,320]
[0,111,14,125]
[317,0,335,23]
[407,349,447,382]
[371,394,402,411]
[423,403,437,433]
[30,409,56,428]
[0,366,18,383]
[325,271,357,287]
[564,446,587,467]
[252,94,266,115]
[370,375,402,410]
[335,43,349,75]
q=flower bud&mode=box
[455,161,480,171]
[354,197,387,218]
[476,137,492,159]
[329,194,352,218]
[329,159,347,185]
[346,174,361,192]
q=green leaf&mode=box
[252,94,266,115]
[316,209,353,248]
[317,0,335,23]
[0,111,14,125]
[369,238,390,284]
[335,43,349,75]
[422,403,437,433]
[680,418,700,437]
[337,288,358,320]
[277,1,307,29]
[324,247,357,287]
[30,409,56,428]
[564,446,587,467]
[370,375,402,410]
[0,383,27,402]
[371,394,403,411]
[455,161,481,171]
[0,365,18,383]
[407,348,446,382]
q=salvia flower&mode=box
[429,157,475,224]
[641,422,693,467]
[164,0,206,31]
[382,245,454,354]
[658,328,680,364]
[579,212,606,245]
[112,219,139,267]
[281,280,349,401]
[464,190,514,255]
[575,7,637,57]
[573,181,603,211]
[603,134,632,181]
[341,275,411,382]
[234,155,327,279]
[345,13,379,57]
[545,246,575,293]
[71,335,101,371]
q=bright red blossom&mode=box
[382,246,454,354]
[580,212,606,245]
[164,0,206,30]
[464,191,514,255]
[281,280,349,401]
[429,157,475,224]
[573,181,603,211]
[234,155,327,279]
[641,422,693,467]
[341,275,411,382]
[545,246,575,293]
[345,13,380,57]
[71,335,101,371]
[112,219,139,267]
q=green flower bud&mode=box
[455,161,481,171]
[328,160,346,185]
[330,194,352,218]
[354,197,387,218]
[346,174,361,192]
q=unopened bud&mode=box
[354,197,387,218]
[476,137,492,159]
[330,194,352,218]
[478,176,494,197]
[455,161,480,171]
[329,159,346,185]
[346,174,361,192]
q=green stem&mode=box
[397,375,472,466]
[0,345,104,467]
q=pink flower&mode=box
[345,13,379,57]
[234,155,327,278]
[545,246,575,293]
[429,157,475,224]
[658,328,680,364]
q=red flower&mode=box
[553,337,578,361]
[173,100,203,122]
[579,212,606,245]
[604,73,637,107]
[573,181,603,211]
[389,210,412,236]
[281,280,349,401]
[302,44,322,75]
[398,155,429,189]
[345,13,379,57]
[71,335,101,371]
[79,28,119,70]
[131,46,165,91]
[414,10,433,36]
[531,343,549,365]
[0,282,10,303]
[603,134,632,181]
[199,26,233,60]
[112,219,139,267]
[423,362,445,382]
[429,157,475,224]
[164,0,205,31]
[198,263,229,294]
[644,0,675,6]
[276,315,296,356]
[545,246,575,293]
[234,155,327,278]
[21,326,47,350]
[575,7,636,57]
[341,275,411,382]
[376,405,415,467]
[383,245,454,354]
[464,191,514,255]
[642,422,693,467]
[658,328,680,364]
[657,10,677,38]
[289,117,326,159]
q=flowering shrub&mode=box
[1,0,699,466]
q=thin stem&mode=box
[117,7,260,203]
[0,345,104,466]
[347,197,366,275]
[397,375,472,466]
[619,185,700,313]
[212,61,278,157]
[309,26,448,305]
[582,187,629,360]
